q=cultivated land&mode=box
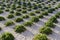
[0,0,60,40]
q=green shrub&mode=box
[35,10,40,13]
[6,4,10,8]
[10,4,16,10]
[55,7,58,9]
[38,4,42,8]
[42,11,48,15]
[39,27,52,35]
[54,12,60,18]
[29,12,35,16]
[0,6,5,10]
[14,25,26,33]
[38,14,43,18]
[49,16,58,23]
[43,6,48,9]
[54,14,60,18]
[33,4,38,9]
[22,10,27,13]
[5,8,10,12]
[11,4,15,7]
[41,8,45,11]
[56,0,60,1]
[52,2,56,5]
[15,12,21,16]
[31,16,39,22]
[22,15,29,18]
[42,2,45,5]
[16,9,21,12]
[0,10,3,14]
[24,21,33,26]
[33,34,48,40]
[11,4,16,10]
[27,2,31,6]
[45,21,55,28]
[5,21,14,26]
[28,8,31,11]
[22,7,27,9]
[15,17,23,22]
[57,12,60,15]
[0,27,2,31]
[7,14,14,18]
[57,3,60,8]
[0,16,5,21]
[11,7,16,10]
[23,2,26,6]
[48,8,55,13]
[0,32,14,40]
[10,10,14,13]
[33,6,38,9]
[16,5,21,8]
[28,5,32,8]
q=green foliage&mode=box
[33,34,48,40]
[22,10,27,13]
[56,0,60,1]
[31,16,39,22]
[0,10,3,14]
[57,12,60,15]
[24,21,33,26]
[28,8,31,11]
[45,21,55,28]
[58,3,60,8]
[33,4,38,9]
[11,4,16,10]
[22,7,27,9]
[54,12,60,18]
[0,32,14,40]
[16,9,21,12]
[43,6,48,9]
[42,11,48,15]
[7,14,14,18]
[29,12,35,16]
[5,8,10,12]
[54,13,60,18]
[0,16,5,21]
[41,8,45,11]
[15,17,23,22]
[38,4,42,8]
[38,14,43,18]
[55,7,58,9]
[0,6,5,10]
[22,15,29,18]
[48,8,55,13]
[49,16,58,23]
[10,10,14,13]
[0,27,2,31]
[35,10,40,13]
[16,5,21,8]
[39,27,52,35]
[14,25,26,33]
[15,12,21,16]
[5,21,14,26]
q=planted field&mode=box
[0,0,60,40]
